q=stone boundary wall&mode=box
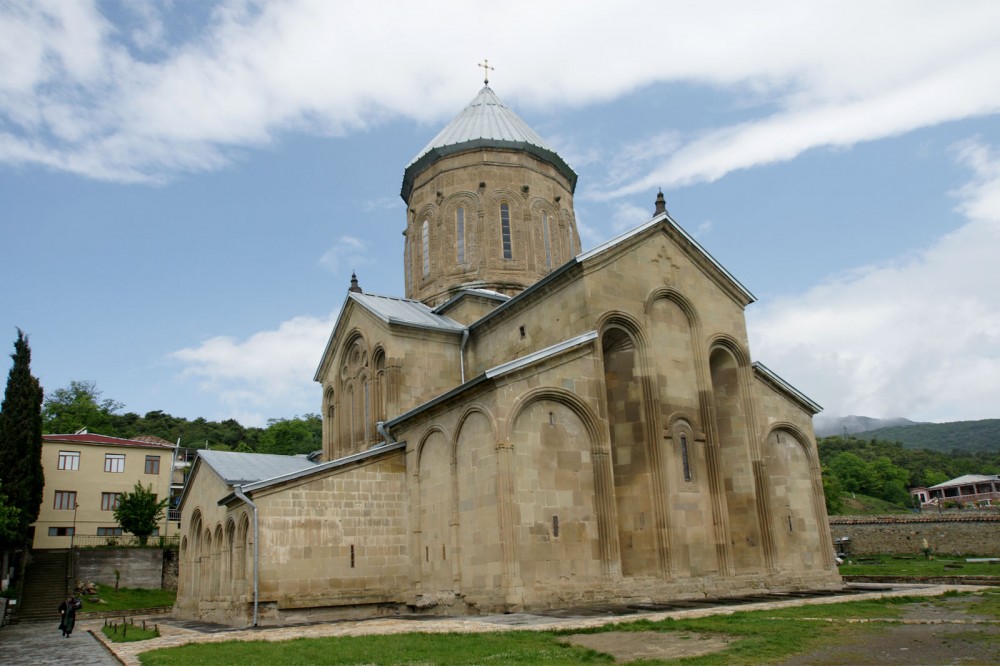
[829,514,1000,556]
[75,549,164,589]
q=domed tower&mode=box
[400,85,581,306]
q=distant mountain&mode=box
[865,419,1000,454]
[815,415,1000,454]
[814,415,922,438]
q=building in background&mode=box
[33,432,179,549]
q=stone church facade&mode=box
[175,85,840,626]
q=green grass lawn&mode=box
[839,553,1000,577]
[102,621,161,643]
[83,584,176,613]
[136,590,1000,666]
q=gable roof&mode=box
[471,212,756,333]
[401,86,577,201]
[929,474,1000,490]
[313,290,464,382]
[196,450,318,486]
[43,433,175,450]
[752,362,822,415]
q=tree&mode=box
[0,329,44,546]
[0,483,21,544]
[258,415,321,455]
[42,379,123,435]
[113,482,169,545]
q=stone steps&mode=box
[16,549,71,623]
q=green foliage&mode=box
[257,414,321,455]
[42,379,124,435]
[865,419,1000,454]
[114,483,169,545]
[0,329,44,546]
[39,380,326,456]
[0,483,21,543]
[818,435,1000,514]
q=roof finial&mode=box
[349,271,362,293]
[478,59,494,85]
[654,188,668,217]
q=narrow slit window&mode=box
[680,433,692,482]
[350,544,355,568]
[552,515,560,537]
[542,211,551,268]
[421,220,430,276]
[442,544,446,560]
[456,207,465,264]
[500,203,512,259]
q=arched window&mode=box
[680,433,692,481]
[421,220,430,276]
[500,203,512,259]
[456,207,465,264]
[542,210,552,268]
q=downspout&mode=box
[459,327,470,383]
[232,485,259,627]
[377,421,396,444]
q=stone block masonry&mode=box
[829,514,1000,556]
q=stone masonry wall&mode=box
[75,548,164,589]
[829,515,1000,556]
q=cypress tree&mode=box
[0,329,44,546]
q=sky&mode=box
[2,1,1000,430]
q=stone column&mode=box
[495,438,523,607]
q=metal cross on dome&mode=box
[478,59,494,85]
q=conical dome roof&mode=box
[401,86,577,201]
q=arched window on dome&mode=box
[421,219,430,277]
[500,203,512,259]
[456,207,465,264]
[542,210,552,269]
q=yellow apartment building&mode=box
[32,432,179,549]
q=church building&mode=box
[175,83,840,626]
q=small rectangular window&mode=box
[97,527,123,537]
[101,492,121,511]
[144,455,160,475]
[58,451,80,471]
[104,453,125,473]
[48,527,74,537]
[53,491,76,511]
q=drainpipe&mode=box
[232,485,259,627]
[377,421,396,444]
[459,328,470,383]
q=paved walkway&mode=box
[0,619,119,666]
[0,584,987,665]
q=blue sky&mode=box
[2,1,999,429]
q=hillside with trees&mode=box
[818,435,1000,514]
[815,415,1000,453]
[41,380,321,456]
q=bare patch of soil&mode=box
[561,630,735,662]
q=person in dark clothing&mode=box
[58,595,82,637]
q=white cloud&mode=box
[170,312,337,426]
[318,235,372,275]
[748,139,1000,422]
[2,1,1000,188]
[611,202,651,233]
